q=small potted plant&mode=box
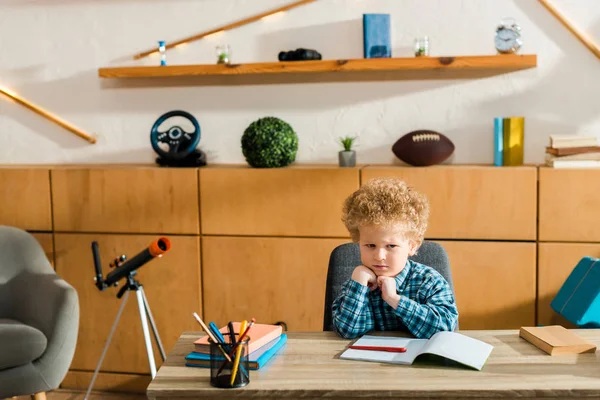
[338,136,357,167]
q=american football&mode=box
[391,130,455,166]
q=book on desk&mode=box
[193,322,282,354]
[340,331,493,371]
[519,325,597,355]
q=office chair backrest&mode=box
[323,241,457,331]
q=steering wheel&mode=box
[150,110,201,160]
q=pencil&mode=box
[237,318,256,344]
[192,312,232,362]
[349,345,407,353]
[230,319,247,385]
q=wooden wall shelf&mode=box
[98,55,537,83]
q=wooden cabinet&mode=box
[362,166,537,240]
[0,168,52,230]
[437,241,537,329]
[0,163,544,392]
[200,166,358,237]
[54,233,201,374]
[51,168,199,234]
[538,169,600,327]
[537,243,600,327]
[539,167,600,242]
[202,236,349,331]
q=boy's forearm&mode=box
[331,280,374,338]
[394,295,458,339]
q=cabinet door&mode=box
[362,166,537,240]
[55,234,201,374]
[539,168,600,242]
[0,168,51,230]
[51,168,199,234]
[537,243,599,327]
[200,167,358,237]
[436,241,537,329]
[203,236,349,331]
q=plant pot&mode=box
[338,150,356,167]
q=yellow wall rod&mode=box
[133,0,318,60]
[0,87,97,144]
[538,0,600,60]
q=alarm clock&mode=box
[495,18,523,54]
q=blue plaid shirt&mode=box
[331,259,458,339]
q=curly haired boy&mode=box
[332,177,458,339]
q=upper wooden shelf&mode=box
[98,54,537,84]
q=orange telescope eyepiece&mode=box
[149,237,171,257]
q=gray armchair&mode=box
[0,226,79,399]
[323,241,457,331]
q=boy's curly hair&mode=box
[342,177,430,244]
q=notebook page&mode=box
[340,335,427,364]
[421,331,493,371]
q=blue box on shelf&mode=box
[363,14,391,59]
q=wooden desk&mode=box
[147,330,600,399]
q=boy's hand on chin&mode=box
[377,276,400,309]
[352,265,378,291]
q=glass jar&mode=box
[216,44,231,64]
[414,36,430,57]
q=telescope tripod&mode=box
[85,272,166,399]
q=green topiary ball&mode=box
[241,116,299,168]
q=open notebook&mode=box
[340,331,493,371]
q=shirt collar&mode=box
[394,259,412,287]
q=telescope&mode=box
[86,237,171,397]
[92,237,171,291]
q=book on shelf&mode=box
[193,322,282,354]
[186,334,287,370]
[549,135,598,149]
[545,158,600,168]
[546,152,600,162]
[340,331,493,371]
[503,117,525,166]
[545,151,600,166]
[546,146,600,156]
[519,325,596,355]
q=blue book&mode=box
[185,334,287,370]
[494,117,504,166]
[363,14,391,58]
[551,257,600,328]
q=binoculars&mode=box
[278,48,322,62]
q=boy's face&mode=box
[358,224,418,277]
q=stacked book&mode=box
[186,322,287,370]
[546,135,600,168]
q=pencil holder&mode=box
[209,336,250,389]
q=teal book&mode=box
[185,334,287,370]
[551,257,600,328]
[494,117,503,166]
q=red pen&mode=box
[349,345,407,353]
